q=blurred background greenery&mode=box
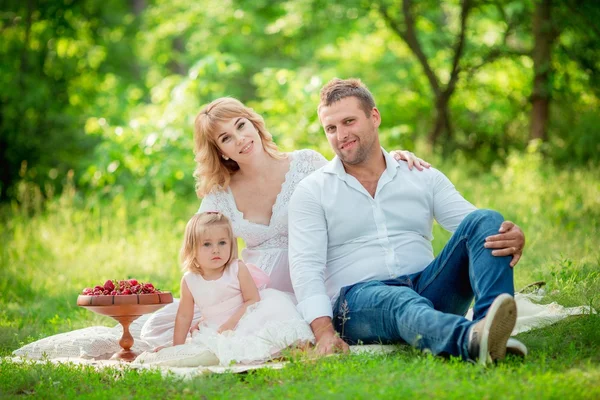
[1,0,599,205]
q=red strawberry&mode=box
[82,288,93,295]
[128,279,139,286]
[130,285,141,294]
[121,289,132,295]
[103,280,115,291]
[110,290,118,295]
[94,285,104,291]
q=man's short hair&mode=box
[318,78,376,117]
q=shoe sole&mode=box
[478,294,517,365]
[506,338,528,358]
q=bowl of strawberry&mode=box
[77,279,173,362]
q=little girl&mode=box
[135,212,314,367]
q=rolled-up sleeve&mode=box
[288,181,332,323]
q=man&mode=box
[288,78,526,365]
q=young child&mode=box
[135,212,314,367]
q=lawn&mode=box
[1,152,599,399]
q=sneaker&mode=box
[468,293,517,365]
[506,338,528,358]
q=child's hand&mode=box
[217,320,237,333]
[189,322,200,334]
[189,317,204,334]
[152,345,168,353]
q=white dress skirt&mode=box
[134,261,314,367]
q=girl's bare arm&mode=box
[173,277,195,345]
[217,261,260,333]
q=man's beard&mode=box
[338,137,375,165]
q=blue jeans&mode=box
[332,209,514,359]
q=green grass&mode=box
[1,151,599,399]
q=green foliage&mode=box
[2,0,599,203]
[0,0,147,201]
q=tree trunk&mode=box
[130,0,146,16]
[429,93,452,145]
[379,0,471,147]
[530,0,553,141]
[168,36,187,75]
[129,0,146,80]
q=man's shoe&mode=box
[506,338,527,357]
[468,293,517,365]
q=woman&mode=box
[140,97,430,347]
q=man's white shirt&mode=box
[288,149,477,324]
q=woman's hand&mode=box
[390,150,431,171]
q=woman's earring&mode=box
[222,155,229,161]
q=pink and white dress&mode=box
[135,260,314,367]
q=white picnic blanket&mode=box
[467,292,595,335]
[10,293,594,376]
[7,344,394,378]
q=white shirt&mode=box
[288,149,477,324]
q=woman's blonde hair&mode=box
[193,97,285,197]
[180,212,238,274]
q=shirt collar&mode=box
[323,147,400,179]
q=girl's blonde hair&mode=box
[180,212,238,274]
[193,97,285,197]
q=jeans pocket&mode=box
[382,275,414,289]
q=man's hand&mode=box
[484,221,525,267]
[315,330,350,355]
[311,317,350,355]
